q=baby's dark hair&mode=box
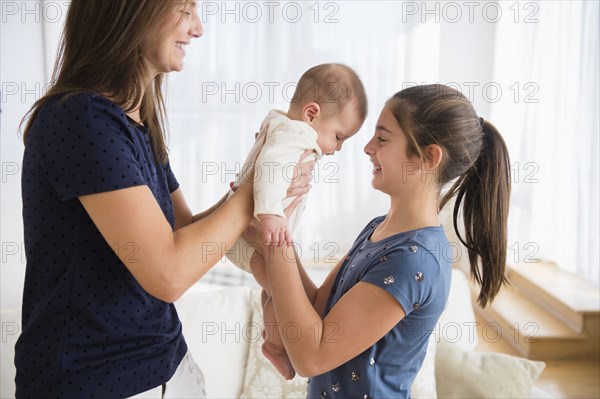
[290,63,368,121]
[388,84,512,307]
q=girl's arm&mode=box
[292,248,346,317]
[262,245,406,377]
[311,254,346,316]
[250,248,346,316]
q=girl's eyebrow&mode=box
[376,125,394,134]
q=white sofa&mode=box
[1,268,550,398]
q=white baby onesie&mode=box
[225,109,322,271]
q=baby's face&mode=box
[313,105,364,155]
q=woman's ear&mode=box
[425,144,443,169]
[302,102,321,124]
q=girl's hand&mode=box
[286,150,315,198]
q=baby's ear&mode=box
[302,102,321,123]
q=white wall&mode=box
[439,15,497,117]
[2,1,55,308]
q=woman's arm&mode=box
[261,245,406,377]
[79,182,254,303]
[80,154,315,304]
[172,148,317,231]
[172,188,229,231]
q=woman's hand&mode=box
[243,149,315,249]
[231,134,314,196]
[231,149,314,196]
[255,214,289,247]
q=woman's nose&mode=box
[190,10,204,38]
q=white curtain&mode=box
[167,1,446,266]
[489,0,599,287]
[28,1,599,284]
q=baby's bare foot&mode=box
[262,341,296,380]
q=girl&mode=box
[245,84,511,398]
[15,1,313,398]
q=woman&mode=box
[15,1,312,397]
[245,84,512,398]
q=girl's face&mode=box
[364,106,424,196]
[145,2,203,75]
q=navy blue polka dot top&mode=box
[16,92,187,398]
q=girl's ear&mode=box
[424,144,443,169]
[302,102,321,123]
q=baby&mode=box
[226,63,368,379]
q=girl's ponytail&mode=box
[390,85,512,307]
[449,119,512,307]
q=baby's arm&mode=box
[255,214,291,247]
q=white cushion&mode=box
[411,333,437,398]
[435,340,546,398]
[436,268,478,350]
[529,385,555,398]
[0,308,20,399]
[175,286,254,398]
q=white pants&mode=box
[128,351,206,399]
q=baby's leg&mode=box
[249,252,295,380]
[249,250,270,290]
[261,292,295,380]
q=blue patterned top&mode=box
[307,216,452,399]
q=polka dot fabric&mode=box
[16,93,187,398]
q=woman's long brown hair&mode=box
[21,0,191,164]
[388,84,512,307]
